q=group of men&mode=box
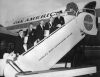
[15,11,65,55]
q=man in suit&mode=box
[45,16,55,34]
[35,21,45,41]
[25,23,37,49]
[53,11,65,30]
[14,30,25,55]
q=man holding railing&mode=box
[35,21,45,42]
[53,11,65,30]
[45,16,55,35]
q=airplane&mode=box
[0,0,99,77]
[5,0,99,33]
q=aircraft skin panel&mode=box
[38,29,85,70]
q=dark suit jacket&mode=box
[25,29,37,49]
[53,16,65,29]
[36,25,45,41]
[14,36,25,55]
[45,22,55,33]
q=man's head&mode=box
[56,11,62,18]
[40,21,44,27]
[56,12,60,18]
[29,23,34,30]
[18,30,24,37]
[50,16,54,23]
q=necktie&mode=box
[49,22,52,28]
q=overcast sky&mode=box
[0,0,99,27]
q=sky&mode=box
[0,0,99,27]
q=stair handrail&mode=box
[22,15,76,55]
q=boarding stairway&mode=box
[4,12,97,77]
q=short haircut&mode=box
[56,10,62,14]
[50,16,53,18]
[18,29,23,33]
[29,23,33,25]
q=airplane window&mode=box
[30,18,33,20]
[27,19,29,21]
[20,20,23,23]
[17,21,19,23]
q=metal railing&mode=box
[7,59,23,73]
[22,15,76,55]
[22,8,96,55]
